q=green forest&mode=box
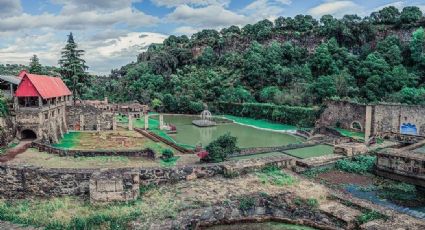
[2,6,425,116]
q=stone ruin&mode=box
[89,169,140,203]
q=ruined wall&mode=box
[66,105,115,131]
[0,116,15,146]
[15,105,67,143]
[317,101,366,131]
[372,105,425,136]
[376,151,425,187]
[0,156,295,198]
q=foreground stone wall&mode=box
[66,105,115,131]
[0,156,295,199]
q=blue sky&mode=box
[0,0,424,74]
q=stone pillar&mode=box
[97,118,101,131]
[13,96,18,110]
[80,114,85,131]
[128,114,133,131]
[365,105,372,141]
[112,116,117,130]
[38,97,43,108]
[144,115,149,130]
[159,114,164,130]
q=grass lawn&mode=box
[284,145,334,159]
[333,128,365,141]
[223,115,301,131]
[53,131,165,151]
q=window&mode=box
[44,113,48,120]
[51,111,55,117]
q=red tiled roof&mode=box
[15,73,72,99]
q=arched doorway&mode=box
[351,121,362,131]
[21,129,37,140]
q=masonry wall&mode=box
[317,101,366,131]
[0,156,295,198]
[372,105,425,136]
[66,105,115,131]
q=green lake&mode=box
[162,115,304,148]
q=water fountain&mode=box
[192,109,217,127]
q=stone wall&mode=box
[0,116,15,146]
[31,141,156,159]
[372,104,425,136]
[0,155,295,199]
[317,100,366,131]
[66,105,115,131]
[376,151,425,187]
[0,165,95,198]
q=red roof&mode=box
[15,73,72,99]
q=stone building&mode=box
[14,72,72,143]
[317,100,425,140]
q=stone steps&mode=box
[320,201,362,229]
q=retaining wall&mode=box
[0,155,295,199]
[31,141,155,159]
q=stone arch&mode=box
[21,129,37,140]
[351,121,362,131]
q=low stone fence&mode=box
[0,155,295,199]
[236,143,317,157]
[31,141,155,159]
[134,128,193,154]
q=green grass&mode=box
[284,145,334,159]
[53,132,81,149]
[160,156,180,167]
[356,210,387,225]
[0,142,18,155]
[256,165,296,186]
[333,127,365,141]
[0,189,181,230]
[224,115,301,131]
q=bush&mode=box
[211,102,319,127]
[238,196,255,212]
[203,133,239,163]
[257,165,295,186]
[357,210,387,224]
[335,155,376,174]
[161,149,174,161]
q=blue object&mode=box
[400,123,417,135]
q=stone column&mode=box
[159,114,164,130]
[97,118,101,131]
[144,115,149,130]
[112,116,117,130]
[38,97,43,108]
[128,114,133,131]
[365,105,372,141]
[80,114,85,131]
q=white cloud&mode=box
[173,26,200,35]
[308,1,364,18]
[151,0,230,8]
[0,8,159,32]
[0,0,22,17]
[167,4,248,27]
[241,0,286,22]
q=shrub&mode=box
[335,155,376,174]
[357,210,387,224]
[203,133,239,163]
[210,102,319,127]
[306,198,319,209]
[238,196,255,212]
[257,165,295,186]
[161,149,174,161]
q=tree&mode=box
[400,6,423,24]
[203,133,239,163]
[372,6,400,24]
[58,32,89,103]
[29,55,43,74]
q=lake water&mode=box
[163,115,303,148]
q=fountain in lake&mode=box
[192,109,217,127]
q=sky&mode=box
[0,0,424,75]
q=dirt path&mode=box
[0,140,32,162]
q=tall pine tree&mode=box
[58,32,89,103]
[29,55,43,74]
